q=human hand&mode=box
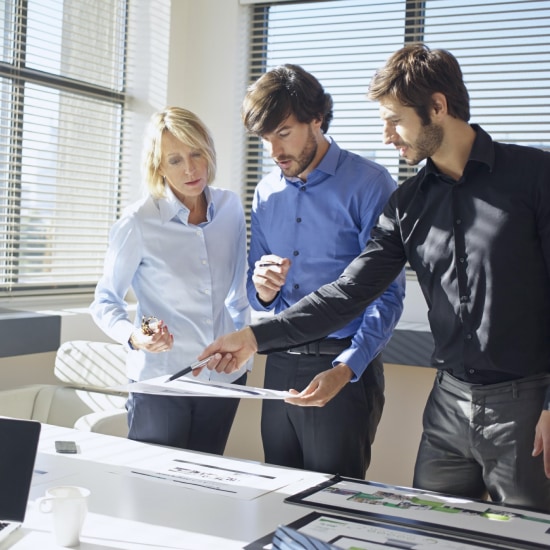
[252,255,291,304]
[129,317,174,353]
[195,327,258,374]
[533,409,550,477]
[284,363,353,407]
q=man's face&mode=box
[260,114,322,180]
[379,98,443,165]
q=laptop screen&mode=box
[0,418,41,522]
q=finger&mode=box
[150,327,168,345]
[198,342,221,360]
[215,354,236,373]
[254,269,285,284]
[285,398,313,406]
[201,353,222,370]
[163,334,174,351]
[284,395,322,407]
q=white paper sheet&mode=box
[122,451,306,500]
[112,376,292,399]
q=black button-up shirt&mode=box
[253,125,550,406]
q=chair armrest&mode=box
[74,409,128,438]
[0,385,56,421]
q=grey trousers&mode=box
[413,370,550,512]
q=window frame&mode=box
[243,0,550,227]
[0,0,128,297]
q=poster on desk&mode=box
[283,476,550,550]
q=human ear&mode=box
[431,93,448,118]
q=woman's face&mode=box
[159,131,208,205]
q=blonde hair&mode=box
[142,107,217,198]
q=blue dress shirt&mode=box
[90,185,252,382]
[247,138,405,380]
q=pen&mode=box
[166,356,213,382]
[259,262,282,267]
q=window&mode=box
[244,0,550,216]
[0,0,128,296]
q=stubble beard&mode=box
[404,121,444,166]
[278,127,318,179]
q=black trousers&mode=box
[413,371,550,512]
[126,373,247,455]
[261,351,384,478]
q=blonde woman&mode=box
[91,107,251,454]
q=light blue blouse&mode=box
[90,185,252,382]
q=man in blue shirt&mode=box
[242,65,405,478]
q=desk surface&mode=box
[2,424,328,549]
[5,424,550,550]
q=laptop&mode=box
[0,417,41,544]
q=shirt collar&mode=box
[285,136,338,185]
[157,184,213,225]
[421,124,494,189]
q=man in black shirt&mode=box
[199,44,550,512]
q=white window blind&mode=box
[244,0,550,218]
[0,0,128,296]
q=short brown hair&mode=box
[142,107,216,199]
[242,64,333,135]
[368,43,470,124]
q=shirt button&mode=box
[459,257,465,263]
[300,186,306,192]
[465,333,473,340]
[456,219,462,225]
[469,369,475,374]
[294,284,299,289]
[460,295,468,303]
[293,250,299,256]
[204,289,210,295]
[202,260,207,265]
[296,217,302,223]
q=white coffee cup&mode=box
[38,486,90,547]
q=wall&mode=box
[164,0,249,195]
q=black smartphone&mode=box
[55,440,78,454]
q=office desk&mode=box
[6,425,550,550]
[4,424,329,549]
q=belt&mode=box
[286,338,352,356]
